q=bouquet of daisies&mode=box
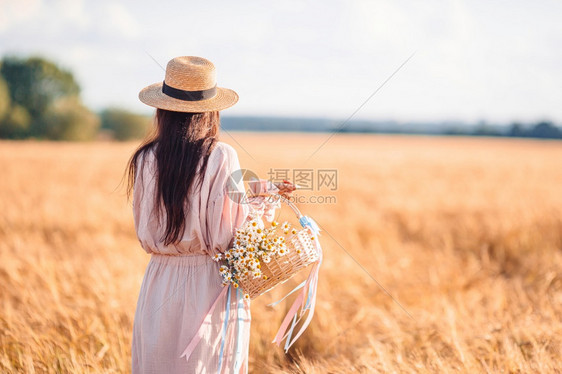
[213,212,300,300]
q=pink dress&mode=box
[131,141,279,374]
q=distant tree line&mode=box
[443,121,562,139]
[506,121,562,139]
[1,55,560,141]
[0,56,149,141]
[222,116,562,140]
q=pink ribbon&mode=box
[271,242,323,352]
[180,285,230,362]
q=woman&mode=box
[127,56,295,373]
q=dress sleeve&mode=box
[202,144,281,258]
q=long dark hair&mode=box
[126,109,220,246]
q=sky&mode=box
[0,0,561,124]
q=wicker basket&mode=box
[237,194,321,299]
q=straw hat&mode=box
[139,56,238,113]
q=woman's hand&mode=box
[275,180,297,199]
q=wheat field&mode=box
[0,133,561,373]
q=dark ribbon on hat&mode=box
[162,81,217,101]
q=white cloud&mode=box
[55,0,90,30]
[0,0,560,122]
[0,0,42,32]
[100,2,141,39]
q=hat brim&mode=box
[138,82,239,113]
